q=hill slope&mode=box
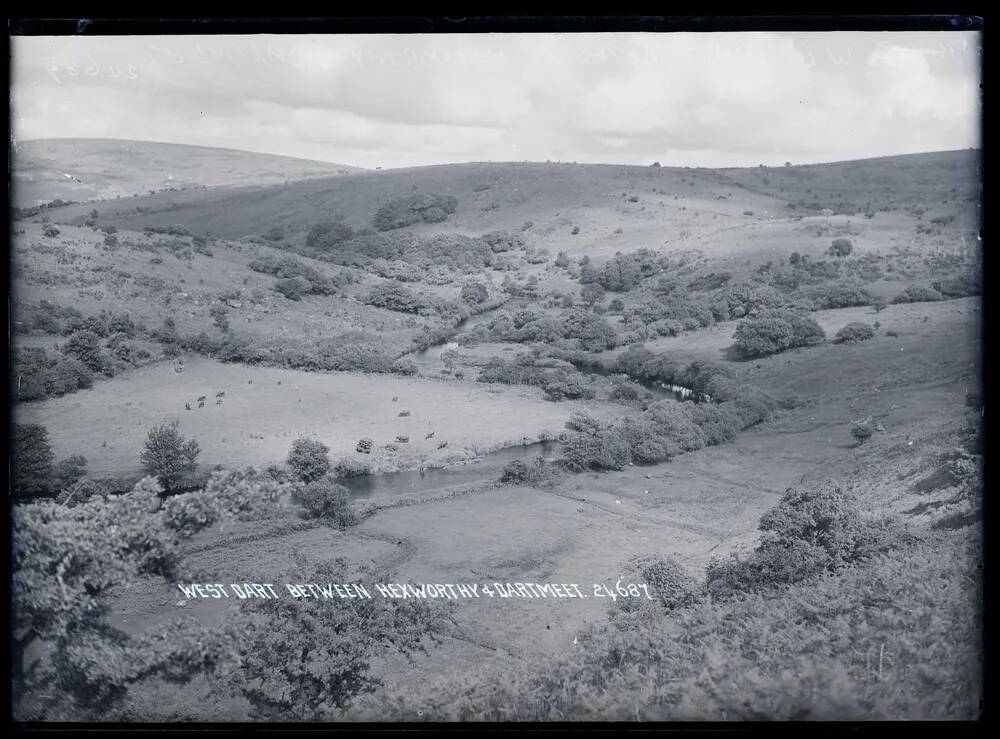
[38,150,981,264]
[11,138,363,207]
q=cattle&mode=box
[197,395,206,402]
[216,399,223,405]
[396,435,410,443]
[437,440,448,449]
[216,391,226,398]
[392,396,398,402]
[185,403,191,411]
[399,410,410,417]
[198,401,205,408]
[425,431,435,439]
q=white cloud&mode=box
[11,32,981,168]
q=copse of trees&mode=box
[732,310,826,359]
[372,193,458,231]
[13,347,94,402]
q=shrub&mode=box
[706,480,895,597]
[286,437,331,482]
[274,276,309,301]
[334,458,371,478]
[833,322,875,344]
[850,422,874,444]
[631,555,702,611]
[732,310,825,358]
[62,330,110,374]
[306,222,354,250]
[42,224,60,237]
[297,476,358,526]
[893,285,943,304]
[560,413,632,471]
[461,282,489,305]
[372,193,458,231]
[827,238,853,258]
[163,492,222,538]
[12,424,55,496]
[54,477,110,508]
[139,421,200,491]
[499,458,548,485]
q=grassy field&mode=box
[14,355,627,476]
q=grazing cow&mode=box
[216,391,226,398]
[185,403,191,411]
[425,431,435,439]
[197,395,206,402]
[437,440,448,449]
[399,410,410,417]
[392,396,398,402]
[198,400,205,408]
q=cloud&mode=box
[11,32,981,168]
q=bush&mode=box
[297,476,358,526]
[334,458,371,478]
[560,413,632,472]
[43,224,60,237]
[62,330,111,374]
[850,422,874,444]
[732,310,826,358]
[499,458,548,485]
[631,555,702,611]
[893,285,943,304]
[286,437,331,482]
[833,322,875,344]
[163,492,222,538]
[827,238,853,258]
[274,276,310,301]
[705,480,894,597]
[372,193,458,230]
[461,282,489,305]
[306,222,354,250]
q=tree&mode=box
[789,251,802,266]
[871,296,889,313]
[12,424,55,497]
[580,283,606,307]
[828,238,853,258]
[62,330,107,373]
[139,420,200,491]
[287,437,331,482]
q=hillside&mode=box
[38,150,981,270]
[11,138,363,208]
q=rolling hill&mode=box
[11,138,363,208]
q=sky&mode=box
[11,32,982,169]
